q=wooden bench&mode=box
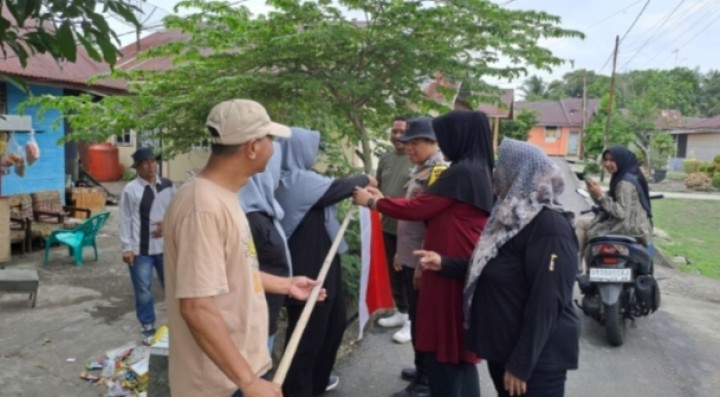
[0,269,39,308]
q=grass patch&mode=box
[666,172,687,181]
[653,199,720,278]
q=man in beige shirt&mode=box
[164,99,323,397]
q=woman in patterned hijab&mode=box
[465,139,579,397]
[417,139,580,396]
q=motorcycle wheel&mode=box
[605,302,625,346]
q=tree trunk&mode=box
[349,112,373,174]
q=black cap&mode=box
[131,147,159,168]
[396,117,436,142]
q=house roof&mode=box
[515,98,599,127]
[116,29,189,72]
[422,74,460,107]
[687,115,720,129]
[0,50,126,93]
[656,109,720,134]
[0,7,126,94]
[655,109,690,129]
[476,89,514,119]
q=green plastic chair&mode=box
[44,211,110,267]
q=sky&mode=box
[109,0,720,90]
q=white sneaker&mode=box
[392,320,412,344]
[325,374,339,391]
[378,312,408,328]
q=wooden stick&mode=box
[272,208,355,385]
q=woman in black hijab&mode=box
[427,110,495,210]
[354,111,494,397]
[577,146,653,271]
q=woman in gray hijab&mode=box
[275,127,374,397]
[238,140,292,351]
[417,139,580,396]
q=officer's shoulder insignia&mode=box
[428,164,448,186]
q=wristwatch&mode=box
[367,197,376,209]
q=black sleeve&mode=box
[438,256,471,278]
[314,175,370,208]
[505,212,579,381]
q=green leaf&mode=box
[87,11,111,35]
[77,35,102,62]
[107,0,140,28]
[56,20,77,62]
[95,35,118,66]
[3,74,30,94]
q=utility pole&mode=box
[580,70,587,159]
[601,36,620,182]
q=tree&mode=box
[583,95,634,159]
[499,109,538,141]
[520,75,548,101]
[25,0,583,173]
[556,69,610,99]
[0,0,139,68]
[616,68,701,116]
[698,70,720,117]
[648,132,674,170]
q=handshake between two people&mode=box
[352,185,382,208]
[350,178,444,274]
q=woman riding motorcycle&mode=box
[576,146,653,272]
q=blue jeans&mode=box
[129,254,165,332]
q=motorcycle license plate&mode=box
[588,268,632,283]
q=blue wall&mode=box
[2,84,65,201]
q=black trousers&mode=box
[283,290,346,397]
[402,266,428,385]
[383,232,408,313]
[421,352,480,397]
[488,361,567,397]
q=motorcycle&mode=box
[575,196,662,347]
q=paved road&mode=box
[332,159,720,397]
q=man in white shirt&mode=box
[119,147,176,344]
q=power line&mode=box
[547,0,645,50]
[623,0,718,55]
[622,0,705,50]
[620,0,688,70]
[619,0,653,43]
[654,11,720,67]
[599,0,652,72]
[635,1,720,68]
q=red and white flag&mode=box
[357,207,394,340]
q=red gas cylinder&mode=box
[86,143,122,182]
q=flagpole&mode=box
[273,208,356,385]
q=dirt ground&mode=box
[0,204,166,397]
[0,183,357,397]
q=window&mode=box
[544,126,560,143]
[116,131,133,146]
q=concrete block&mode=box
[0,269,39,307]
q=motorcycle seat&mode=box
[587,234,643,245]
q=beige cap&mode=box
[205,99,291,145]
